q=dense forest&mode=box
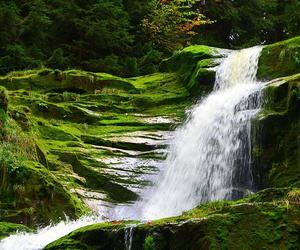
[0,0,299,76]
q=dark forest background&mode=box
[0,0,299,76]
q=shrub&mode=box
[286,189,300,203]
[47,48,70,70]
[143,235,155,250]
[0,86,8,112]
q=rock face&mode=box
[0,69,199,227]
[252,74,300,190]
[160,45,223,95]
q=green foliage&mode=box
[0,0,132,75]
[0,2,20,48]
[0,44,41,73]
[19,0,51,46]
[0,111,37,197]
[0,86,8,112]
[48,48,69,69]
[286,189,300,203]
[141,0,212,52]
[0,108,6,123]
[143,235,155,250]
[0,0,298,74]
[194,0,300,48]
[0,143,29,189]
[0,0,213,76]
[81,1,133,53]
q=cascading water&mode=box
[141,46,264,219]
[124,225,136,250]
[0,46,264,249]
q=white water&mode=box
[0,46,264,249]
[0,216,101,250]
[142,46,263,219]
[124,224,136,250]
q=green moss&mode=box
[187,59,216,95]
[0,160,90,227]
[0,106,89,227]
[0,222,33,240]
[159,46,219,93]
[251,73,300,189]
[45,201,300,250]
[0,65,194,231]
[0,86,8,112]
[0,69,138,94]
[258,36,300,80]
[143,235,155,250]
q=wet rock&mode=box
[251,74,300,189]
[258,36,300,80]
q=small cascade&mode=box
[124,225,135,250]
[142,46,264,219]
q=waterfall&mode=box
[0,46,264,249]
[141,46,263,219]
[124,225,135,250]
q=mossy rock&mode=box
[55,152,138,203]
[0,68,190,229]
[0,222,33,240]
[0,69,138,94]
[187,59,218,95]
[0,161,89,227]
[251,74,300,190]
[258,36,300,80]
[159,45,221,93]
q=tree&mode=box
[141,0,212,51]
[19,0,51,46]
[81,0,133,55]
[0,2,21,48]
[192,0,300,48]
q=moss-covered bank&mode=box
[0,222,33,240]
[46,196,300,250]
[159,45,222,95]
[1,64,213,227]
